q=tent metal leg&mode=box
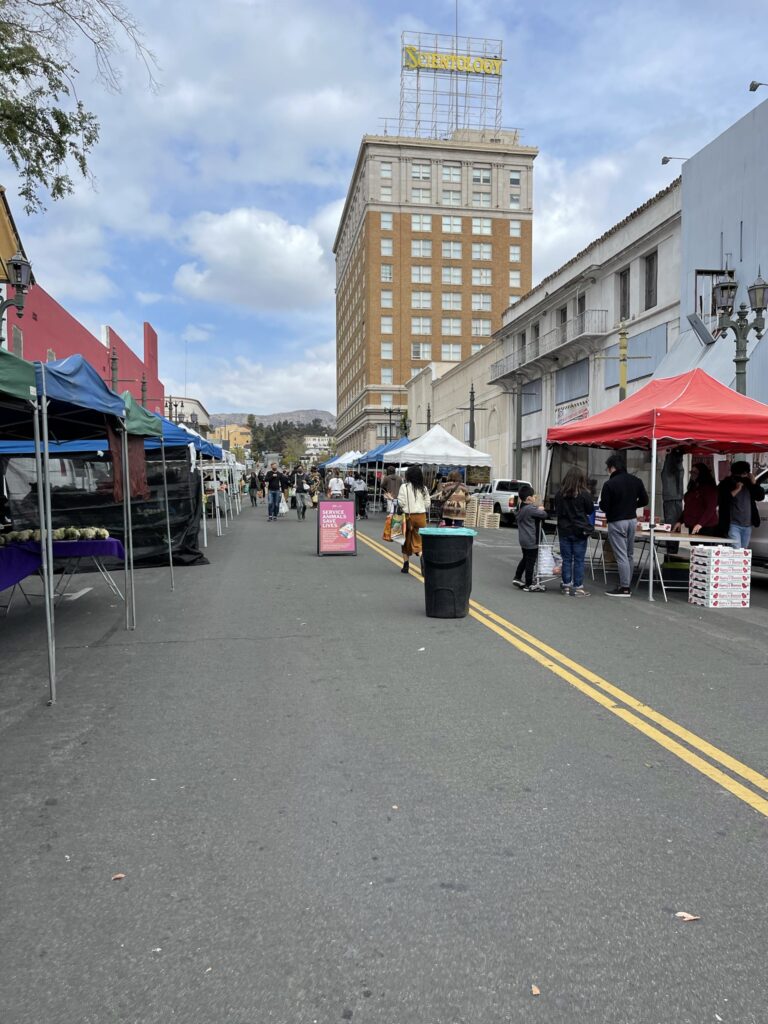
[33,394,56,705]
[121,429,136,629]
[122,432,131,630]
[648,438,657,602]
[200,459,207,548]
[160,439,175,591]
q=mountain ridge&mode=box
[210,410,336,430]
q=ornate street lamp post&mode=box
[713,271,767,395]
[0,251,33,346]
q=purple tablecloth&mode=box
[0,546,42,592]
[18,539,126,561]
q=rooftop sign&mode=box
[402,45,502,76]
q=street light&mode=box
[0,250,33,346]
[748,81,767,92]
[661,155,689,165]
[713,269,767,395]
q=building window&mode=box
[442,164,461,182]
[509,170,521,186]
[381,368,394,385]
[555,358,590,404]
[381,238,393,256]
[472,217,492,235]
[472,242,492,260]
[522,377,542,414]
[412,187,431,204]
[380,315,393,334]
[472,166,491,184]
[10,324,23,357]
[472,293,492,311]
[380,161,392,179]
[381,212,393,231]
[471,343,483,355]
[411,239,432,258]
[509,270,521,288]
[411,342,432,360]
[381,185,392,202]
[412,265,432,283]
[473,268,492,286]
[442,292,462,311]
[442,190,461,206]
[441,317,462,336]
[381,264,393,282]
[509,245,521,262]
[442,215,462,234]
[411,316,432,335]
[644,251,658,310]
[442,241,462,259]
[509,194,520,210]
[381,393,393,408]
[619,267,630,319]
[472,191,491,207]
[380,289,393,308]
[471,318,491,337]
[509,220,522,237]
[442,266,462,285]
[411,214,432,232]
[380,342,393,360]
[412,162,431,180]
[441,344,462,361]
[411,291,432,309]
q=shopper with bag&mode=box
[327,471,345,498]
[291,465,312,520]
[512,486,548,592]
[554,467,594,597]
[264,463,289,522]
[382,466,403,515]
[396,466,431,575]
[437,471,470,526]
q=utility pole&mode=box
[386,407,394,442]
[514,377,523,479]
[110,348,119,391]
[458,384,487,449]
[595,322,650,402]
[427,403,431,430]
[141,373,147,406]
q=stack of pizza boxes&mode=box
[688,545,752,608]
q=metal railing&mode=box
[489,309,608,381]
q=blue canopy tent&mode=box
[356,436,411,511]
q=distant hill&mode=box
[210,410,336,430]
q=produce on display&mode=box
[0,527,111,546]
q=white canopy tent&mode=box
[326,450,364,469]
[389,425,492,468]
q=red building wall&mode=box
[5,285,165,414]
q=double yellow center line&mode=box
[358,531,768,819]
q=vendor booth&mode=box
[546,368,768,600]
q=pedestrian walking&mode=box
[554,467,594,596]
[512,486,548,592]
[382,466,403,515]
[436,471,470,527]
[396,466,431,575]
[353,473,368,519]
[291,465,311,520]
[264,462,289,521]
[247,471,260,507]
[327,471,345,498]
[599,454,649,597]
[344,471,356,499]
[309,469,322,509]
[717,460,766,548]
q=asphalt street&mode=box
[1,505,767,1024]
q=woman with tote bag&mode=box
[396,465,431,575]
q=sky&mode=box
[2,0,768,415]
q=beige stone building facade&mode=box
[333,129,538,453]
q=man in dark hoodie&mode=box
[599,454,649,597]
[717,460,765,548]
[512,485,548,592]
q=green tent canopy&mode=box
[122,391,162,437]
[0,346,37,402]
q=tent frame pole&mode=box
[648,438,657,602]
[200,452,207,548]
[121,427,136,629]
[33,392,56,705]
[160,438,175,591]
[39,370,58,706]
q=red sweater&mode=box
[680,484,718,529]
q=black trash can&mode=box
[420,527,477,618]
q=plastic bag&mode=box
[279,496,288,515]
[537,543,556,576]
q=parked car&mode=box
[750,468,768,565]
[474,478,532,525]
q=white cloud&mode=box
[181,323,214,343]
[136,291,164,305]
[173,207,335,311]
[198,340,337,414]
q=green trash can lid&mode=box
[420,527,478,537]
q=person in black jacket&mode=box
[264,463,289,521]
[717,460,766,548]
[599,454,649,597]
[554,467,595,597]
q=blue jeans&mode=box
[267,490,281,518]
[728,524,752,548]
[560,534,588,588]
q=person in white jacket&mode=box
[396,465,431,574]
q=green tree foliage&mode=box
[249,417,331,462]
[0,1,155,213]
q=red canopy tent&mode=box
[547,368,768,454]
[546,369,768,600]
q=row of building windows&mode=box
[378,185,521,209]
[381,265,521,289]
[381,213,524,236]
[380,291,495,311]
[380,162,522,187]
[379,341,486,362]
[380,238,523,267]
[380,317,492,336]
